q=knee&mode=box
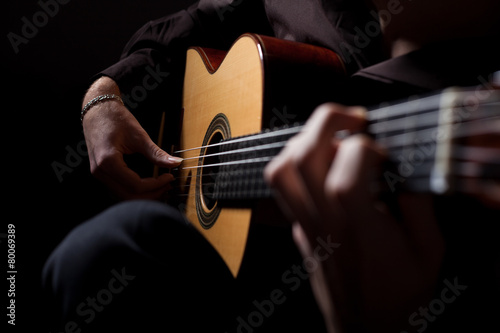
[43,200,181,276]
[42,200,184,316]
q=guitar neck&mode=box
[210,125,302,201]
[203,86,500,202]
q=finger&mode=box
[264,141,318,227]
[136,136,183,168]
[322,135,392,296]
[291,222,311,258]
[95,150,174,197]
[265,105,366,241]
[293,104,367,216]
[324,135,388,233]
[303,103,366,135]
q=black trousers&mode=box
[43,200,326,332]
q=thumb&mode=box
[141,138,183,168]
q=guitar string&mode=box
[172,99,500,156]
[170,174,500,200]
[368,103,500,136]
[169,153,500,200]
[167,147,500,196]
[180,141,287,162]
[452,145,500,163]
[182,156,274,170]
[376,116,500,149]
[367,98,500,123]
[172,156,500,183]
[170,119,500,173]
[174,125,303,154]
[171,172,500,199]
[172,112,500,165]
[165,96,500,199]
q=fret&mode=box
[213,125,298,201]
[431,88,477,194]
[196,87,500,202]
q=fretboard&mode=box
[213,126,302,200]
[208,86,500,201]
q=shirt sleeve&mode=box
[98,0,272,125]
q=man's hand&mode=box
[82,77,182,200]
[265,103,445,333]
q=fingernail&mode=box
[348,106,367,119]
[168,156,183,163]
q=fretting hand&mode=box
[265,103,445,333]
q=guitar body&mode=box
[177,34,346,276]
[180,36,264,278]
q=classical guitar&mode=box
[166,33,500,277]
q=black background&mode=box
[4,0,195,331]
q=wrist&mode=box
[81,94,124,123]
[82,76,121,107]
[81,76,123,123]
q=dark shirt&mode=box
[352,36,500,105]
[99,0,385,132]
[99,0,500,121]
[101,0,384,85]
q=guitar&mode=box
[166,33,500,277]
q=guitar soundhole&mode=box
[196,114,231,229]
[201,131,223,211]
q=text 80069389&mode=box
[6,224,16,326]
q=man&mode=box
[44,0,500,332]
[78,0,384,200]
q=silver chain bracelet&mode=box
[80,94,124,123]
